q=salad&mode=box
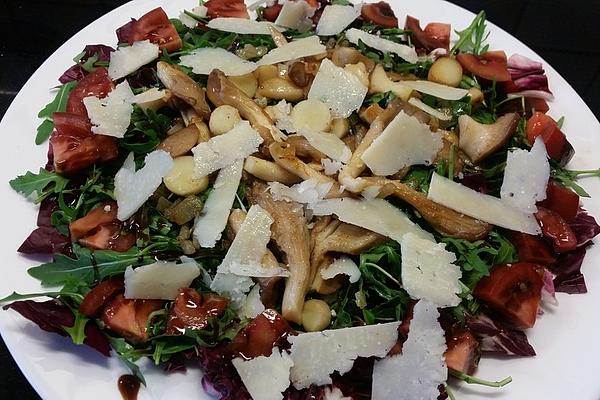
[3,0,600,399]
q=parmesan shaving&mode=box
[108,40,159,80]
[316,4,362,36]
[399,80,469,101]
[180,47,258,76]
[298,131,352,163]
[124,260,200,300]
[83,81,135,138]
[208,17,286,35]
[232,348,293,400]
[320,256,361,283]
[268,179,332,204]
[274,0,316,32]
[345,28,418,63]
[258,36,326,65]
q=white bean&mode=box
[302,299,332,332]
[209,105,241,136]
[163,156,209,196]
[291,99,332,133]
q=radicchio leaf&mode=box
[197,346,251,400]
[466,313,535,357]
[506,54,553,100]
[59,45,115,84]
[17,226,71,255]
[3,299,110,356]
[571,208,600,247]
[459,173,488,194]
[541,268,558,306]
[552,245,588,294]
[116,18,137,44]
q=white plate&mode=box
[1,0,599,399]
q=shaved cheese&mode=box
[288,322,400,389]
[320,256,360,283]
[399,80,469,101]
[361,185,381,199]
[500,137,549,212]
[274,0,315,32]
[124,260,200,300]
[181,255,213,286]
[361,111,443,176]
[323,386,352,400]
[268,179,332,204]
[316,4,362,36]
[241,284,266,319]
[345,28,418,63]
[258,36,326,65]
[192,121,263,178]
[180,47,258,76]
[108,40,159,80]
[271,100,295,132]
[321,158,344,175]
[83,81,134,138]
[129,88,166,104]
[232,348,293,400]
[298,130,352,163]
[194,159,243,247]
[210,271,255,310]
[208,17,285,35]
[114,150,173,221]
[427,173,541,234]
[401,233,461,307]
[308,198,433,243]
[179,6,207,29]
[308,58,368,118]
[218,205,289,278]
[407,97,451,121]
[372,301,447,400]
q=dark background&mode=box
[0,1,598,398]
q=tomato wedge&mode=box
[456,51,512,82]
[473,263,544,329]
[510,232,556,266]
[101,294,163,343]
[70,202,118,240]
[444,329,480,374]
[166,289,229,335]
[127,7,182,52]
[78,223,137,252]
[405,15,450,51]
[361,2,399,28]
[535,207,578,253]
[539,181,580,223]
[66,67,114,118]
[205,0,249,19]
[79,276,125,317]
[526,112,573,162]
[261,3,283,22]
[229,309,292,358]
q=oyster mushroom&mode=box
[207,69,286,144]
[247,181,311,324]
[458,112,520,163]
[310,216,387,294]
[156,61,211,119]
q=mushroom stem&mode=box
[156,61,211,119]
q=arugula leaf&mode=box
[35,81,78,145]
[0,291,62,303]
[450,11,490,56]
[550,164,600,198]
[28,245,150,286]
[363,91,397,108]
[9,168,69,203]
[63,311,89,345]
[107,336,147,385]
[121,107,173,154]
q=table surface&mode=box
[0,0,599,398]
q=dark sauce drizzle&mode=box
[118,374,140,400]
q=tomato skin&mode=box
[456,51,512,82]
[128,7,182,52]
[444,329,480,375]
[404,15,450,51]
[101,294,163,343]
[78,223,136,252]
[79,276,125,317]
[535,207,578,253]
[53,112,92,138]
[70,202,118,240]
[538,181,580,223]
[205,0,249,19]
[473,263,544,329]
[229,309,292,359]
[261,3,283,21]
[526,112,570,162]
[510,232,557,266]
[361,2,399,28]
[166,289,229,335]
[66,67,114,117]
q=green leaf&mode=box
[0,291,61,303]
[107,336,147,385]
[28,245,150,286]
[35,81,78,145]
[9,168,69,203]
[450,11,490,56]
[63,311,89,345]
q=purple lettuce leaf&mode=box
[58,44,115,84]
[197,346,251,400]
[459,173,488,194]
[116,18,137,44]
[126,66,159,89]
[506,54,553,96]
[3,299,110,356]
[17,226,71,256]
[552,246,588,294]
[466,313,535,357]
[507,54,544,79]
[541,268,558,306]
[571,208,600,247]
